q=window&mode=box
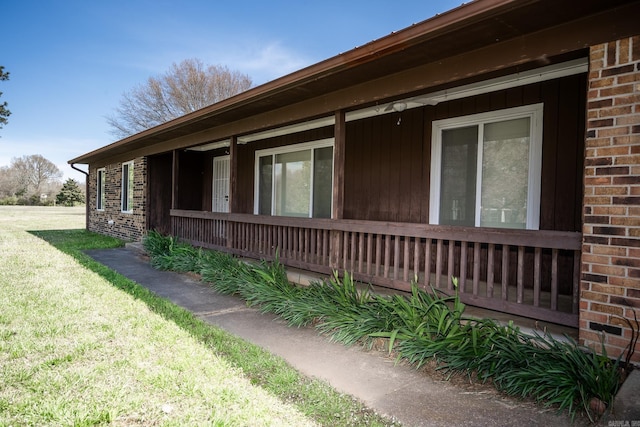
[429,104,543,230]
[96,168,105,211]
[255,139,333,218]
[121,161,134,213]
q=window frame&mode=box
[253,138,334,218]
[96,168,105,211]
[429,103,543,230]
[121,161,134,214]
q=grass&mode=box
[0,207,396,426]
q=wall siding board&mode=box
[422,107,434,223]
[176,151,205,210]
[540,79,561,231]
[348,118,367,219]
[409,110,426,224]
[556,75,585,232]
[388,114,401,220]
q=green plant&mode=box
[143,233,625,422]
[142,229,174,257]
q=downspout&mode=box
[70,163,90,230]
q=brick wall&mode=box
[88,157,147,241]
[582,36,640,364]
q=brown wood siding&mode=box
[344,73,586,233]
[146,153,173,234]
[345,108,427,223]
[176,151,205,210]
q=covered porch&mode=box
[146,58,589,329]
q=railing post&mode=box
[229,135,238,214]
[329,230,340,271]
[329,110,346,275]
[226,220,234,250]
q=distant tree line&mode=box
[0,154,84,206]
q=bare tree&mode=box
[0,165,20,198]
[107,59,253,139]
[9,155,63,196]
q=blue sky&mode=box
[2,0,461,182]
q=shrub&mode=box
[0,196,18,205]
[142,232,625,422]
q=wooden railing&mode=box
[171,209,581,327]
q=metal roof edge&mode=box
[69,0,518,165]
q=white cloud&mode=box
[229,41,314,84]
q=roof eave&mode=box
[69,0,520,165]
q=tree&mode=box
[107,59,253,139]
[56,178,84,206]
[8,154,63,196]
[0,66,10,130]
[0,165,20,198]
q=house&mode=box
[69,0,640,363]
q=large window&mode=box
[121,161,134,213]
[429,104,543,230]
[96,168,105,211]
[255,139,333,218]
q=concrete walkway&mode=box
[86,246,597,426]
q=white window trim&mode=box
[121,161,134,214]
[96,168,105,211]
[429,103,543,230]
[253,138,334,217]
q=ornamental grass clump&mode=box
[143,230,202,272]
[142,231,625,422]
[304,272,384,346]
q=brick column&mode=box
[581,36,640,364]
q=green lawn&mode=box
[0,206,392,426]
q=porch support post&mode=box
[330,110,346,270]
[229,136,238,214]
[171,149,178,210]
[227,136,238,250]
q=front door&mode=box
[212,156,230,212]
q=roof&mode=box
[70,0,640,166]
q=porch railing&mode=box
[170,209,581,327]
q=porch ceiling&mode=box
[70,0,639,166]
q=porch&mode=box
[171,209,581,328]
